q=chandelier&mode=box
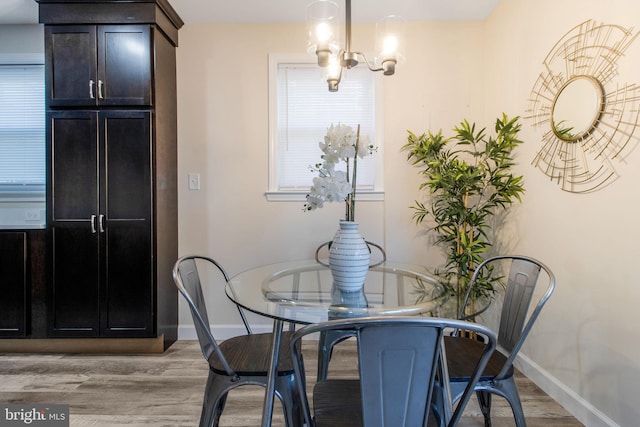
[307,0,405,92]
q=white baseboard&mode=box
[515,354,618,427]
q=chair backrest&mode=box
[172,255,245,377]
[462,255,555,379]
[315,240,386,268]
[290,316,496,427]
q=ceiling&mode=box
[0,0,500,25]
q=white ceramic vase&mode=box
[328,220,371,292]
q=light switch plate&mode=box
[188,173,200,190]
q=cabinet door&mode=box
[98,26,152,106]
[100,111,154,336]
[49,111,99,222]
[46,25,98,107]
[0,232,27,337]
[47,111,154,337]
[48,111,101,336]
[45,25,152,107]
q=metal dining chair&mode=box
[172,255,302,427]
[290,316,497,427]
[444,255,556,427]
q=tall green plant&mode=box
[403,114,525,316]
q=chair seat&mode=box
[444,335,513,382]
[313,378,442,427]
[210,331,296,377]
[313,379,363,427]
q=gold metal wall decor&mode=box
[527,20,640,193]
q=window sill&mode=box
[265,191,384,202]
[0,224,45,230]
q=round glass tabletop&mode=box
[226,260,472,325]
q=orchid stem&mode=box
[348,124,360,222]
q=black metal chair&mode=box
[444,255,556,427]
[172,255,302,427]
[290,316,497,427]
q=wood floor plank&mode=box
[0,340,583,426]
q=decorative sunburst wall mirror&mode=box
[527,20,640,193]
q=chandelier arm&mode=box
[350,51,385,73]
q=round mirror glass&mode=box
[551,76,604,141]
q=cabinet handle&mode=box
[99,214,105,233]
[98,80,104,99]
[90,214,97,233]
[89,80,95,99]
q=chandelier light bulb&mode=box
[382,35,398,56]
[315,22,332,43]
[307,0,340,65]
[376,15,405,76]
[327,56,341,78]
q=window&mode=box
[0,63,45,193]
[267,55,383,201]
[0,56,45,228]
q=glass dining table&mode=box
[225,259,475,427]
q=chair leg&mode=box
[316,330,355,381]
[497,378,527,427]
[476,390,492,427]
[430,380,448,427]
[484,378,527,427]
[200,370,232,427]
[276,374,305,427]
[212,394,227,427]
[316,330,333,382]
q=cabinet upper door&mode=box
[101,110,152,221]
[46,25,97,107]
[98,25,152,107]
[48,110,99,222]
[45,25,152,107]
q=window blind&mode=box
[276,63,376,191]
[0,64,45,186]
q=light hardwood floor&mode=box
[0,340,583,426]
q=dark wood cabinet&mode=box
[48,111,153,337]
[33,0,183,350]
[45,25,152,107]
[0,232,28,336]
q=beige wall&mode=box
[175,20,488,325]
[176,2,640,426]
[482,1,640,426]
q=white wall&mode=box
[0,24,43,55]
[172,3,640,425]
